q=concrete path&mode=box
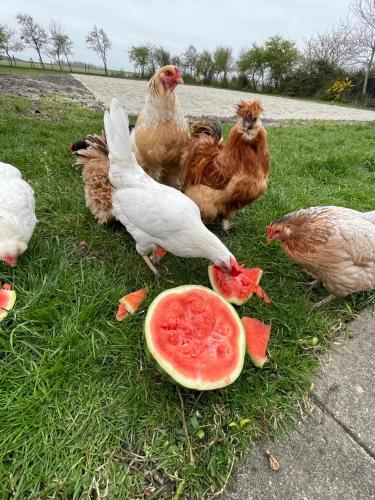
[73,74,375,122]
[226,307,375,500]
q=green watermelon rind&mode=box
[144,285,246,391]
[0,290,16,322]
[208,265,263,306]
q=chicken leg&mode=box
[311,294,335,311]
[143,256,159,275]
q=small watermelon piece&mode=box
[241,317,271,368]
[208,264,270,305]
[0,284,16,322]
[120,287,149,314]
[145,285,246,390]
[153,246,166,262]
[116,302,128,321]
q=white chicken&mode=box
[0,162,36,266]
[104,98,238,275]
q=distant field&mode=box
[0,58,136,79]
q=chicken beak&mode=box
[176,75,184,85]
[4,255,17,266]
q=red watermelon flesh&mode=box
[145,285,246,390]
[120,287,149,314]
[208,264,270,305]
[241,317,271,368]
[116,302,128,321]
[0,284,16,322]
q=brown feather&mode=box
[182,100,270,224]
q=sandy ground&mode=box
[73,73,375,122]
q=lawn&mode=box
[0,93,374,499]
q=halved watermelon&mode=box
[145,285,246,390]
[208,264,270,305]
[241,317,271,368]
[119,287,149,315]
[0,284,16,322]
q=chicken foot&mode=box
[307,279,321,290]
[143,255,159,275]
[222,219,234,232]
[311,294,335,311]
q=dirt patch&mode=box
[0,72,102,109]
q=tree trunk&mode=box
[362,46,375,97]
[65,53,72,72]
[5,49,12,65]
[36,46,45,69]
[57,54,62,71]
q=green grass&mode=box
[0,60,134,79]
[0,94,374,499]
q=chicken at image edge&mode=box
[70,65,189,224]
[182,100,270,231]
[0,162,36,267]
[267,206,375,308]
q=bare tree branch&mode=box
[16,13,48,69]
[86,26,111,76]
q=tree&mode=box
[152,45,171,67]
[182,45,198,78]
[0,26,6,48]
[304,21,359,67]
[237,44,266,91]
[16,13,48,69]
[351,0,375,96]
[49,21,73,70]
[213,46,233,86]
[171,55,182,68]
[86,26,111,75]
[263,35,299,89]
[196,50,214,84]
[128,45,150,77]
[0,25,24,63]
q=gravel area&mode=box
[73,73,375,122]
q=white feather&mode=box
[0,162,36,263]
[104,98,234,267]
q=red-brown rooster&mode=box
[182,100,270,230]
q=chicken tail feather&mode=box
[191,119,222,141]
[104,98,133,165]
[104,98,145,189]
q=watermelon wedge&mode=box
[208,264,270,305]
[0,284,16,322]
[145,285,246,390]
[116,303,128,321]
[241,317,271,368]
[120,287,149,314]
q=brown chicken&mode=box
[70,65,189,224]
[182,100,270,230]
[267,206,375,308]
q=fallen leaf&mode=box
[266,450,280,471]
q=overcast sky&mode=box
[3,0,351,70]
